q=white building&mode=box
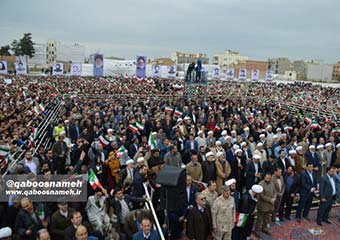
[212,50,248,71]
[28,43,47,67]
[305,63,334,82]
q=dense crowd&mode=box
[0,74,340,240]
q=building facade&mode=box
[29,43,47,67]
[171,51,209,65]
[305,62,334,82]
[46,40,85,64]
[268,57,292,74]
[332,61,340,81]
[232,60,268,79]
[212,50,248,71]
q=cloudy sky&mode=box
[1,0,339,63]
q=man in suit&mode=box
[50,200,75,239]
[305,145,320,173]
[296,162,317,222]
[275,149,291,172]
[15,197,47,240]
[124,209,153,240]
[271,167,285,222]
[245,154,263,190]
[316,166,337,226]
[18,150,40,175]
[186,175,197,207]
[186,193,213,240]
[65,211,99,240]
[133,218,160,240]
[132,165,148,209]
[279,166,299,221]
[52,131,69,174]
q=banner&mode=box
[212,66,220,79]
[251,69,259,81]
[136,56,146,79]
[0,61,8,74]
[93,54,104,77]
[266,70,274,81]
[52,63,64,75]
[152,65,162,78]
[15,61,27,75]
[239,69,247,80]
[226,68,234,79]
[70,63,82,76]
[167,65,176,78]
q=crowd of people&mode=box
[0,74,340,240]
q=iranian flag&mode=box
[117,145,127,157]
[214,124,221,132]
[37,206,45,221]
[128,124,138,133]
[304,115,312,124]
[235,212,248,227]
[136,122,144,131]
[165,107,173,113]
[98,135,110,147]
[331,128,340,135]
[284,126,293,131]
[88,169,102,190]
[38,103,45,112]
[32,128,39,140]
[33,105,41,114]
[174,109,183,117]
[0,146,10,160]
[310,121,321,130]
[148,132,157,150]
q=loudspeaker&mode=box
[157,166,186,212]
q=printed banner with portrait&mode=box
[167,65,176,78]
[15,61,27,75]
[70,63,82,76]
[136,56,146,79]
[239,69,247,80]
[266,70,274,81]
[52,63,64,76]
[251,69,259,81]
[93,54,104,77]
[211,66,220,79]
[0,61,8,74]
[226,68,234,79]
[152,65,162,78]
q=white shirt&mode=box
[25,159,37,175]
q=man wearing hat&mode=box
[288,150,297,167]
[238,185,263,240]
[253,142,267,166]
[324,143,333,172]
[0,227,12,240]
[206,131,216,148]
[331,143,340,166]
[202,152,217,183]
[317,144,327,177]
[118,159,135,187]
[230,149,246,192]
[305,145,320,173]
[245,154,263,190]
[226,144,239,165]
[295,146,305,175]
[211,186,235,240]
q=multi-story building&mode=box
[232,60,268,79]
[46,40,85,64]
[212,50,248,71]
[171,51,209,65]
[305,62,334,82]
[292,60,306,80]
[268,57,292,74]
[29,43,47,67]
[332,61,340,81]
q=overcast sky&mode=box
[1,0,339,63]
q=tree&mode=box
[11,40,22,56]
[0,45,11,56]
[20,33,35,58]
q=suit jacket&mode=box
[258,180,276,212]
[50,208,75,239]
[186,185,197,207]
[245,161,263,190]
[275,157,291,171]
[283,172,299,194]
[124,209,153,240]
[299,170,317,196]
[334,173,340,199]
[319,174,336,201]
[184,139,199,152]
[15,209,44,240]
[186,205,213,240]
[133,229,160,240]
[272,174,285,198]
[132,172,146,198]
[305,151,320,168]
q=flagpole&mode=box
[143,182,165,240]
